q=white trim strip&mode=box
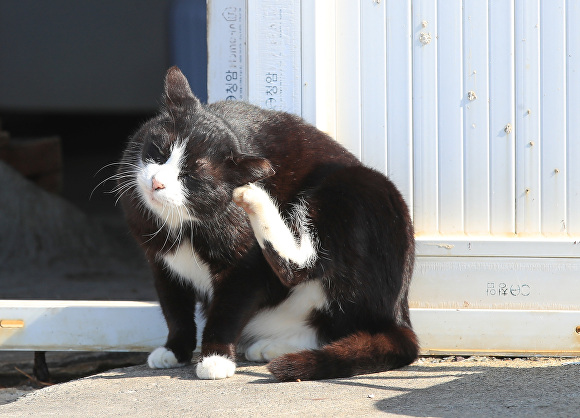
[417,237,580,258]
[411,308,580,357]
[2,301,579,357]
[0,301,167,352]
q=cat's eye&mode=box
[145,141,167,163]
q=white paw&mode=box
[245,340,298,362]
[147,347,186,369]
[196,355,236,380]
[233,184,265,215]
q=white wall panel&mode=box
[436,0,464,234]
[489,0,516,235]
[463,0,490,235]
[540,0,568,235]
[412,0,439,235]
[335,0,362,159]
[361,0,388,173]
[567,0,580,235]
[515,0,542,235]
[385,0,414,212]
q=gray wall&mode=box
[0,0,171,112]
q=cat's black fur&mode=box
[118,67,418,381]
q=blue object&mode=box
[168,0,208,103]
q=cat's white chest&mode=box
[162,241,213,299]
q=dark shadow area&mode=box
[374,364,580,417]
[0,112,158,301]
[0,351,149,389]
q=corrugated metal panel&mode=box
[540,0,567,235]
[489,0,516,235]
[361,0,388,173]
[320,0,579,240]
[437,0,464,235]
[385,0,414,214]
[412,0,439,234]
[568,1,580,236]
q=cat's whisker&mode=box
[93,161,126,176]
[92,173,133,195]
[112,181,136,204]
[115,182,141,207]
[159,211,174,252]
[90,169,138,200]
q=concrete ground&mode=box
[1,356,579,417]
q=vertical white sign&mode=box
[247,0,302,114]
[207,0,247,103]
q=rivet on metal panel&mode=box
[504,123,513,134]
[529,141,535,147]
[419,32,432,45]
[525,188,531,195]
[527,109,531,115]
[554,168,560,174]
[0,319,24,328]
[373,0,381,3]
[467,91,477,101]
[421,20,428,28]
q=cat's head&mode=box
[125,66,274,226]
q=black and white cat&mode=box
[117,66,418,381]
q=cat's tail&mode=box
[267,326,419,382]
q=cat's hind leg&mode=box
[233,184,316,287]
[241,280,326,362]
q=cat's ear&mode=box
[163,66,201,109]
[228,155,275,186]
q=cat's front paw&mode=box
[147,347,187,369]
[196,355,236,380]
[233,184,264,215]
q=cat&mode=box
[117,66,419,381]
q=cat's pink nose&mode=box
[152,177,165,191]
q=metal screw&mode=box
[504,123,513,134]
[467,91,477,101]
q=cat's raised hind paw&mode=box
[147,347,186,369]
[233,184,266,215]
[196,355,236,380]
